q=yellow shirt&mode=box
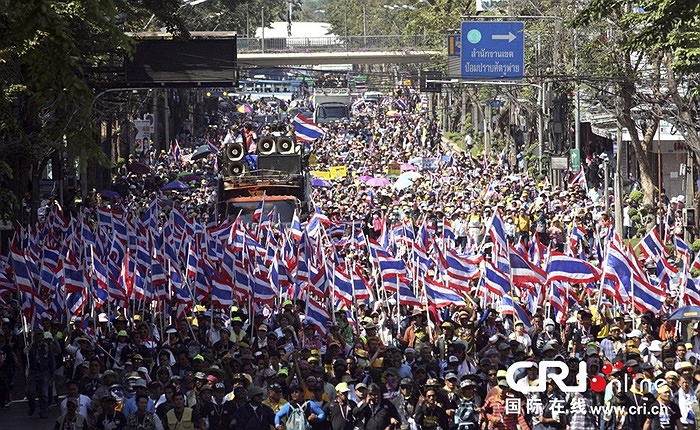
[515,215,531,233]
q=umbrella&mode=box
[128,161,150,175]
[177,171,194,178]
[393,177,414,191]
[99,190,120,200]
[366,177,391,187]
[668,306,700,321]
[237,104,253,113]
[311,178,331,188]
[386,110,401,117]
[398,171,421,181]
[357,175,374,182]
[191,145,212,161]
[401,163,418,171]
[162,180,188,191]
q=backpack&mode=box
[286,402,310,430]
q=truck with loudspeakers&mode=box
[217,134,312,225]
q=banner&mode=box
[329,166,347,179]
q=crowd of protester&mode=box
[2,84,699,430]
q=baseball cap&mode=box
[627,329,643,339]
[133,379,148,388]
[460,379,477,388]
[445,372,458,381]
[248,386,264,397]
[335,382,350,393]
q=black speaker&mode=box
[257,154,301,175]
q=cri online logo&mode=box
[507,360,652,394]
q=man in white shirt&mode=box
[60,380,92,421]
[676,374,696,427]
[223,126,243,145]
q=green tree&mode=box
[0,0,184,224]
[572,0,700,205]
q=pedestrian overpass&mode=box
[236,35,441,66]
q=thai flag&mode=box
[63,251,86,295]
[602,243,637,304]
[9,246,35,297]
[252,193,265,224]
[351,265,373,302]
[674,235,692,262]
[396,281,422,307]
[569,167,587,190]
[289,210,303,243]
[293,114,325,142]
[568,223,587,257]
[424,275,466,308]
[207,140,219,155]
[312,203,332,226]
[305,296,331,335]
[442,247,481,293]
[210,268,234,308]
[549,282,568,325]
[637,226,666,260]
[486,210,510,273]
[686,279,700,306]
[689,251,700,273]
[186,242,198,280]
[502,296,532,328]
[484,259,511,296]
[545,252,602,285]
[170,265,192,318]
[333,266,354,307]
[309,260,330,298]
[352,98,365,111]
[369,240,410,279]
[509,246,547,286]
[395,98,407,110]
[170,140,182,163]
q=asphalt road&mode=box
[2,371,63,430]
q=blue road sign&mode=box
[460,21,524,80]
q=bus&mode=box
[236,78,305,102]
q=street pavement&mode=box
[2,371,63,430]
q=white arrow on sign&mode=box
[492,32,516,42]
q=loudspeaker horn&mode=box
[222,161,248,176]
[277,137,295,154]
[226,142,245,162]
[258,136,276,155]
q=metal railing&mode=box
[237,35,438,53]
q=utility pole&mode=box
[261,7,265,53]
[614,122,623,236]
